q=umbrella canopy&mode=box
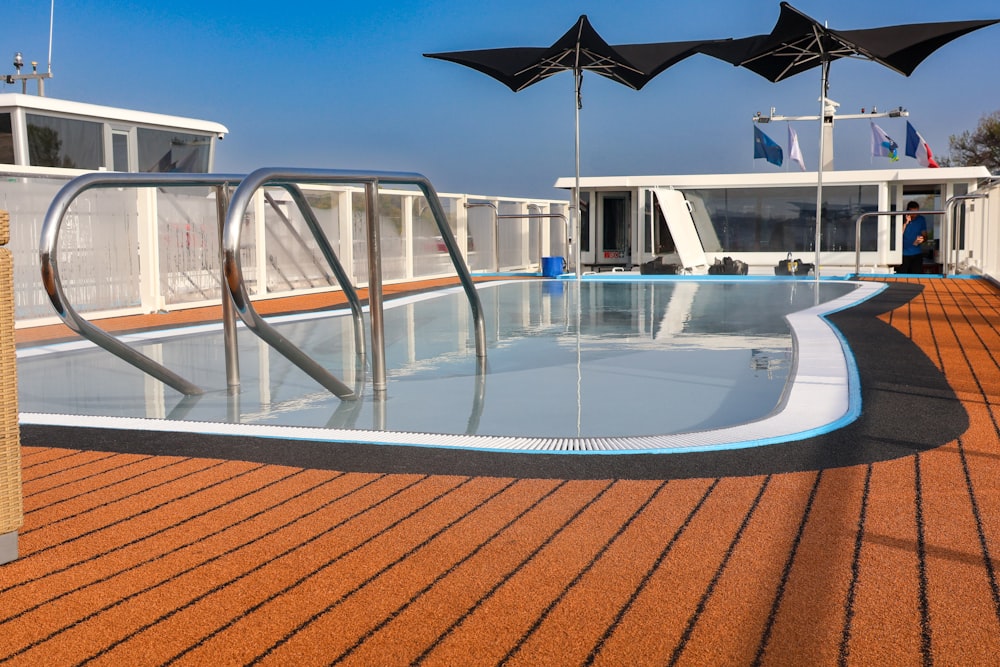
[426,15,711,277]
[700,2,998,277]
[425,15,707,92]
[703,2,998,82]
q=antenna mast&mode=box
[2,1,55,95]
[48,0,55,74]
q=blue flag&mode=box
[753,125,783,167]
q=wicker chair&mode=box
[0,209,22,565]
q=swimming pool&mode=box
[17,278,882,453]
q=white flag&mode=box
[788,125,806,171]
[871,122,899,161]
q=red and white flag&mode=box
[905,122,940,168]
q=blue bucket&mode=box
[541,256,564,277]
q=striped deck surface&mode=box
[3,276,999,665]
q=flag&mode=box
[754,125,783,167]
[871,122,899,161]
[905,122,940,168]
[788,125,806,171]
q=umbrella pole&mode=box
[574,69,582,279]
[814,59,829,280]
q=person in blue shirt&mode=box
[899,200,928,274]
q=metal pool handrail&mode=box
[277,183,366,357]
[498,210,571,272]
[39,172,370,397]
[463,201,499,271]
[222,167,487,400]
[40,172,248,396]
[853,209,946,276]
[464,202,570,272]
[941,193,989,276]
[854,194,990,276]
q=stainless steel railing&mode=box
[222,168,487,400]
[941,193,989,276]
[39,171,368,396]
[40,172,245,395]
[853,193,991,276]
[463,202,499,271]
[464,202,570,272]
[498,211,572,272]
[853,209,946,276]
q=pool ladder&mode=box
[39,168,487,400]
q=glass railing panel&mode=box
[157,186,224,305]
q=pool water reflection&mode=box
[18,279,874,451]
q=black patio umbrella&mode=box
[700,2,999,276]
[426,15,712,276]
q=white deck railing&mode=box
[979,182,1000,281]
[4,164,999,327]
[1,166,568,326]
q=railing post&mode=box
[337,189,355,283]
[215,184,240,388]
[492,199,501,271]
[457,195,470,269]
[365,181,387,394]
[252,189,268,297]
[453,195,468,258]
[403,194,415,279]
[136,188,163,312]
[530,203,547,260]
[517,201,529,269]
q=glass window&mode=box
[680,185,879,253]
[26,113,104,169]
[0,113,13,164]
[112,132,129,171]
[137,128,211,172]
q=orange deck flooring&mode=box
[3,276,999,665]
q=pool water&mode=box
[17,278,873,451]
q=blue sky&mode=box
[4,0,999,199]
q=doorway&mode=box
[597,192,631,268]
